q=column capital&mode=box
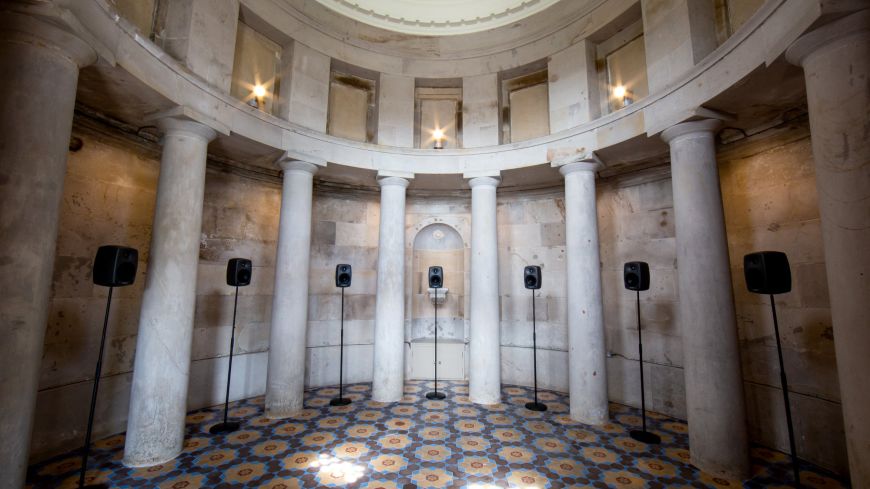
[550,152,604,175]
[278,159,320,175]
[559,162,600,177]
[468,176,501,189]
[378,176,410,188]
[786,9,870,66]
[377,170,413,188]
[276,149,326,174]
[146,106,228,142]
[660,119,721,144]
[155,118,218,143]
[0,10,97,68]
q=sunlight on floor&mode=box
[311,453,366,484]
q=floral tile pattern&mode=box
[27,381,846,488]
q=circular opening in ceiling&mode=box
[314,0,563,36]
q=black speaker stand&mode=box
[629,290,660,445]
[210,285,242,434]
[525,289,547,412]
[426,288,446,400]
[77,287,114,489]
[331,287,352,406]
[770,294,800,487]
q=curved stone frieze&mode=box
[314,0,562,36]
[63,0,817,175]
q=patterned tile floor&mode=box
[28,381,846,488]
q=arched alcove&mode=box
[408,223,468,380]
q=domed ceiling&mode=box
[314,0,562,36]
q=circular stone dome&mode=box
[315,0,562,36]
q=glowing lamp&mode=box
[433,128,444,149]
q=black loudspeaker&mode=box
[428,266,443,289]
[335,264,352,288]
[744,252,791,295]
[524,266,542,290]
[227,258,253,287]
[624,262,650,291]
[92,245,138,287]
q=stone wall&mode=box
[32,128,278,461]
[306,190,380,387]
[720,133,845,474]
[34,121,845,473]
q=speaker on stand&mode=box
[624,261,660,445]
[524,266,547,412]
[331,264,353,406]
[426,266,446,400]
[744,251,800,487]
[210,258,253,435]
[79,245,138,489]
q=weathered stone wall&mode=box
[497,191,569,390]
[306,190,380,387]
[33,122,844,473]
[31,128,277,461]
[720,133,845,474]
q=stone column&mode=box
[265,159,318,417]
[661,119,749,480]
[786,11,870,487]
[468,176,502,405]
[559,162,608,425]
[0,11,96,488]
[372,175,411,402]
[123,116,217,467]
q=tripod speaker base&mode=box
[426,391,446,400]
[209,421,240,434]
[330,397,352,406]
[525,401,547,412]
[630,430,661,444]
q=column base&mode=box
[122,448,182,469]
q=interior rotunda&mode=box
[0,1,868,488]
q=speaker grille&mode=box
[428,266,443,289]
[523,266,541,290]
[744,251,791,295]
[93,245,138,287]
[227,258,253,286]
[623,261,650,291]
[335,264,352,287]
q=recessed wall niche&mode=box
[109,0,156,37]
[596,18,648,114]
[414,79,463,149]
[327,61,379,143]
[231,21,281,114]
[410,223,467,380]
[499,63,550,143]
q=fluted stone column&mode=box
[787,11,870,487]
[468,176,503,404]
[123,116,217,467]
[372,175,411,402]
[559,162,608,425]
[266,159,319,417]
[0,11,96,488]
[662,119,749,480]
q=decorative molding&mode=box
[314,0,562,36]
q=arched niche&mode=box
[407,222,468,380]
